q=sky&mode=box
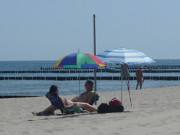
[0,0,180,61]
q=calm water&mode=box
[0,59,180,96]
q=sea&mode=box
[0,59,180,97]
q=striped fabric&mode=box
[97,48,155,64]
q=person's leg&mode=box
[140,78,143,89]
[32,105,56,116]
[136,80,140,90]
[126,79,130,90]
[78,103,97,112]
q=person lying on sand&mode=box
[32,80,97,115]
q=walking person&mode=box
[136,66,144,90]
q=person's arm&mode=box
[141,71,143,77]
[141,71,144,82]
[71,95,79,102]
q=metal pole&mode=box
[93,14,96,56]
[79,69,80,95]
[78,49,80,95]
[120,67,123,103]
[93,14,97,92]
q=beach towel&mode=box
[90,92,100,105]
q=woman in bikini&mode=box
[136,66,144,90]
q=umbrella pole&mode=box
[93,14,97,92]
[93,14,97,105]
[121,70,123,103]
[79,69,80,95]
[94,68,97,92]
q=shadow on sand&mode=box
[28,110,132,122]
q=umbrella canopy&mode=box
[97,48,155,106]
[54,52,106,68]
[97,48,155,65]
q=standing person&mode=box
[136,66,144,90]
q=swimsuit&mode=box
[63,98,80,107]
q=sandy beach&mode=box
[1,86,180,135]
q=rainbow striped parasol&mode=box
[54,53,106,68]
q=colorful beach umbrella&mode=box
[97,48,155,65]
[54,53,106,69]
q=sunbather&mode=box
[32,81,97,115]
[71,79,96,104]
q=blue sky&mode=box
[0,0,180,61]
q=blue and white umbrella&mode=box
[97,48,155,106]
[97,48,155,65]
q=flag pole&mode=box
[78,49,80,95]
[120,65,123,104]
[93,14,97,93]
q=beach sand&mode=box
[1,86,180,135]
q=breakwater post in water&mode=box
[0,76,180,81]
[1,69,180,73]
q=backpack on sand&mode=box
[109,97,122,106]
[109,98,124,112]
[97,103,110,113]
[109,104,124,112]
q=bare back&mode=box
[71,91,95,104]
[136,70,143,79]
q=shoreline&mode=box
[1,84,179,99]
[0,96,40,99]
